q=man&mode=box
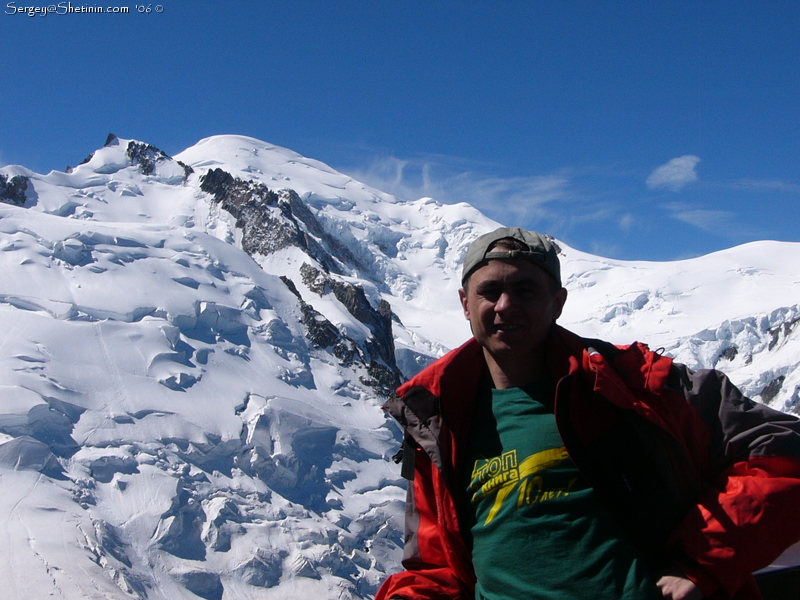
[376,227,800,600]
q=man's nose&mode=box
[494,292,513,311]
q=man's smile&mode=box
[493,323,523,332]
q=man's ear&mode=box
[458,288,470,320]
[552,287,568,321]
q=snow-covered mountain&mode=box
[0,134,798,599]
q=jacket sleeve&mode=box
[375,444,475,600]
[666,366,800,599]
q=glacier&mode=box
[0,133,798,599]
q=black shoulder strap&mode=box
[582,336,623,362]
[392,435,417,480]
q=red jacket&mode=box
[376,326,800,600]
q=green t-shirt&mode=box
[463,380,661,600]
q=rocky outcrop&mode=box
[719,345,738,362]
[769,314,800,350]
[200,169,363,274]
[0,173,28,206]
[280,276,357,364]
[202,169,303,255]
[299,263,400,394]
[199,167,401,392]
[126,140,171,176]
[761,375,786,404]
[177,160,194,179]
[281,273,400,395]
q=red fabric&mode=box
[670,456,800,599]
[377,341,480,600]
[375,455,473,600]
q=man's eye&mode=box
[477,287,501,299]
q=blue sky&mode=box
[2,0,798,261]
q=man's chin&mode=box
[483,330,545,356]
[485,337,523,355]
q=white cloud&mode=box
[670,208,736,233]
[646,155,700,191]
[343,154,574,228]
[663,202,766,239]
[336,150,660,258]
[732,178,800,193]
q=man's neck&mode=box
[484,349,547,390]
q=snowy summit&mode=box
[0,134,798,599]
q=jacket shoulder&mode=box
[397,337,484,399]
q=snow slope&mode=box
[0,134,798,599]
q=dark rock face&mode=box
[761,375,786,403]
[126,141,171,175]
[769,315,800,351]
[200,169,362,274]
[202,167,402,395]
[366,299,401,390]
[301,302,343,349]
[281,271,400,395]
[299,263,400,394]
[0,173,29,206]
[281,275,357,364]
[300,264,396,365]
[201,169,303,256]
[177,160,194,179]
[281,275,340,345]
[200,168,246,203]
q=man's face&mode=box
[459,258,567,363]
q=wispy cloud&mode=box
[731,178,800,193]
[335,149,713,260]
[344,153,577,229]
[662,202,762,239]
[618,213,634,232]
[646,155,700,192]
[671,208,737,233]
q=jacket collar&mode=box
[394,325,673,417]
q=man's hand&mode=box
[656,573,704,600]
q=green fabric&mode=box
[464,381,661,600]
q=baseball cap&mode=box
[461,227,561,286]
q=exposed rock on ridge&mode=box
[200,166,403,393]
[0,173,28,206]
[281,273,400,395]
[200,168,361,274]
[300,263,399,394]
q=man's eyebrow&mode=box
[474,276,540,289]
